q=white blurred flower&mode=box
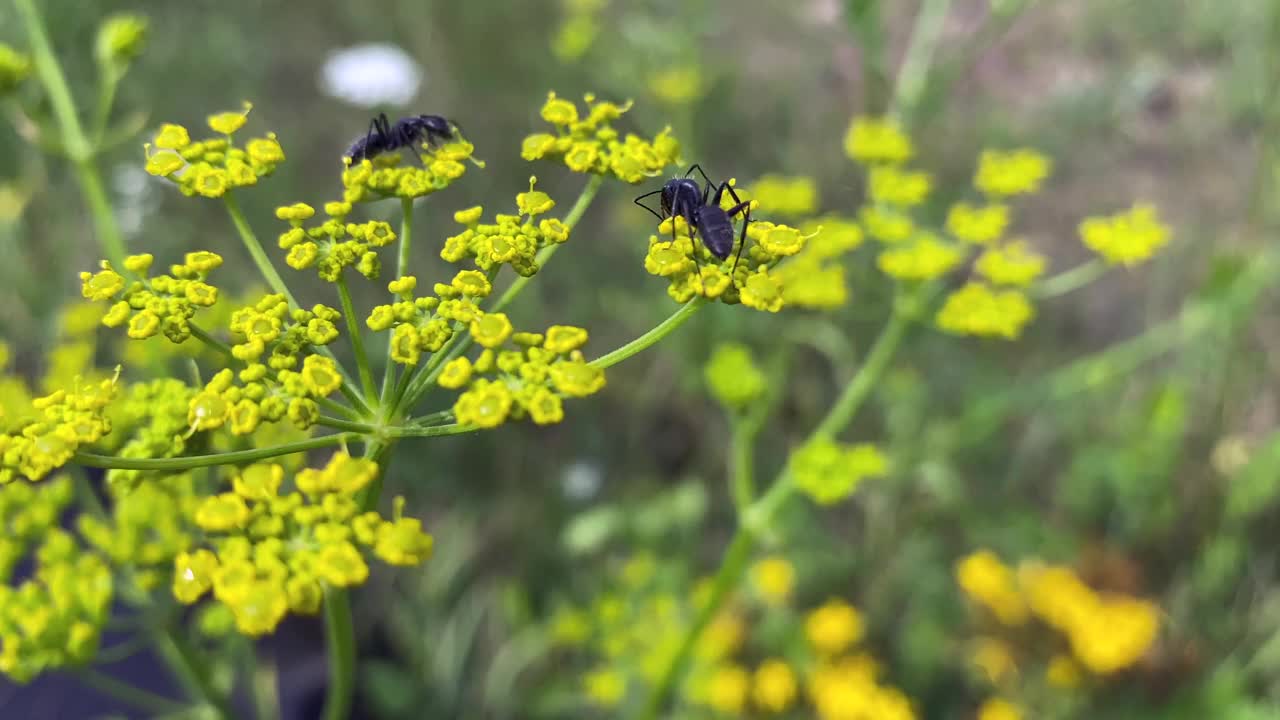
[112,164,158,236]
[319,43,423,108]
[561,460,603,501]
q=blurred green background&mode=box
[3,0,1280,718]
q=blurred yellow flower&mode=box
[1046,653,1082,688]
[955,550,1028,625]
[751,555,796,606]
[974,149,1051,196]
[971,636,1017,683]
[806,599,864,655]
[753,659,797,713]
[704,664,750,714]
[977,697,1023,720]
[1079,203,1171,266]
[844,116,913,165]
[648,66,706,105]
[583,667,625,706]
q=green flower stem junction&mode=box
[637,298,915,720]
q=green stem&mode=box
[408,408,454,426]
[813,300,911,438]
[729,418,756,514]
[845,0,891,112]
[321,579,357,720]
[78,668,187,715]
[74,433,356,471]
[73,159,130,271]
[337,276,378,401]
[386,422,476,438]
[93,66,122,145]
[381,198,415,407]
[223,193,300,309]
[637,531,754,720]
[316,415,380,434]
[13,0,90,159]
[189,322,235,360]
[892,0,954,120]
[153,628,233,719]
[1032,258,1108,299]
[589,298,705,370]
[13,0,128,269]
[489,175,604,313]
[222,192,370,416]
[237,637,281,720]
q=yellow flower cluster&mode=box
[95,14,148,66]
[340,135,481,204]
[877,232,962,281]
[79,472,198,591]
[772,217,864,310]
[840,116,1058,339]
[366,273,462,366]
[97,378,194,492]
[440,178,571,276]
[228,294,342,365]
[955,550,1028,626]
[744,175,819,217]
[438,321,604,428]
[1079,203,1171,266]
[703,343,766,410]
[175,455,432,635]
[551,552,917,719]
[844,116,914,165]
[648,66,706,106]
[186,354,344,436]
[81,251,222,344]
[0,43,31,95]
[276,201,398,281]
[521,92,681,183]
[975,149,1052,197]
[790,436,888,505]
[0,373,118,483]
[0,525,113,683]
[975,240,1047,287]
[1021,562,1160,674]
[643,214,815,310]
[936,283,1035,340]
[978,697,1024,720]
[803,599,916,720]
[550,0,604,61]
[956,550,1161,677]
[750,555,795,607]
[143,103,285,197]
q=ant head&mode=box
[418,115,456,137]
[660,178,702,216]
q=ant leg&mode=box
[634,189,665,221]
[673,197,706,295]
[718,181,752,276]
[690,164,717,191]
[725,200,752,276]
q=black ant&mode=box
[344,113,457,163]
[634,164,752,287]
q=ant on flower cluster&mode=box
[634,164,753,281]
[342,117,752,288]
[343,112,457,163]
